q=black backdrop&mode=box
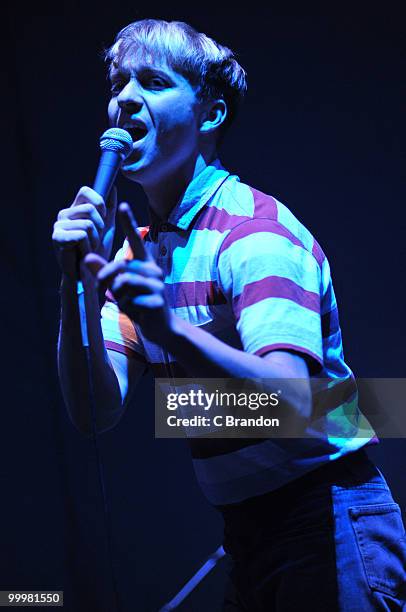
[2,3,405,611]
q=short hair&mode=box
[104,19,247,138]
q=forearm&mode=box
[58,273,123,435]
[164,315,312,425]
[165,315,285,377]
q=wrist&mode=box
[163,312,188,352]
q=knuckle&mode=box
[118,272,130,287]
[81,203,94,213]
[57,209,68,221]
[151,263,164,278]
[82,186,104,205]
[112,275,125,293]
[77,185,92,198]
[84,219,94,230]
[78,185,90,193]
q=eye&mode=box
[144,76,169,90]
[110,80,125,95]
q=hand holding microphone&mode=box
[52,128,132,279]
[52,127,170,342]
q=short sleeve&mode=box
[100,240,146,361]
[217,219,323,368]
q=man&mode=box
[53,19,406,611]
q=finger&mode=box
[58,204,105,233]
[118,202,148,262]
[117,293,164,317]
[126,259,163,279]
[73,186,106,218]
[53,228,91,256]
[96,260,129,284]
[54,219,100,251]
[111,273,164,298]
[83,253,108,278]
[96,259,163,287]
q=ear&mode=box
[199,99,227,135]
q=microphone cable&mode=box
[75,128,133,612]
[78,282,121,612]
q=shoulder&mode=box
[216,183,325,266]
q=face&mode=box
[108,48,204,186]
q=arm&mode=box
[165,316,312,422]
[85,206,313,433]
[58,273,145,435]
[53,187,145,435]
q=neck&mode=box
[142,152,217,221]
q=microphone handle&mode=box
[93,150,122,200]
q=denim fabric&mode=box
[219,450,406,611]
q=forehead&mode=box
[110,42,178,78]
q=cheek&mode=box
[107,99,118,125]
[157,105,198,140]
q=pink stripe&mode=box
[312,239,326,267]
[250,187,278,219]
[194,205,251,232]
[255,343,323,366]
[105,340,145,362]
[218,218,306,258]
[321,306,340,338]
[233,276,320,320]
[105,288,115,303]
[167,280,227,308]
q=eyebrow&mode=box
[109,63,173,81]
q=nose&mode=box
[117,79,144,114]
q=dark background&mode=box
[2,2,405,610]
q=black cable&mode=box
[79,287,121,612]
[86,345,121,612]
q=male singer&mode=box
[53,19,406,611]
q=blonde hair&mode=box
[105,19,247,136]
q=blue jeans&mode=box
[219,449,406,611]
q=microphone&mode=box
[93,128,133,200]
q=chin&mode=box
[121,159,146,177]
[121,162,159,187]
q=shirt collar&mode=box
[164,159,230,231]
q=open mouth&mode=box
[126,126,148,142]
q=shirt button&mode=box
[160,245,167,256]
[161,223,168,232]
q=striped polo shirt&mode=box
[101,159,376,505]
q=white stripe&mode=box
[219,232,320,297]
[100,301,144,356]
[167,229,224,283]
[237,298,323,358]
[211,178,255,216]
[276,200,315,253]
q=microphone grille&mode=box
[99,128,133,159]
